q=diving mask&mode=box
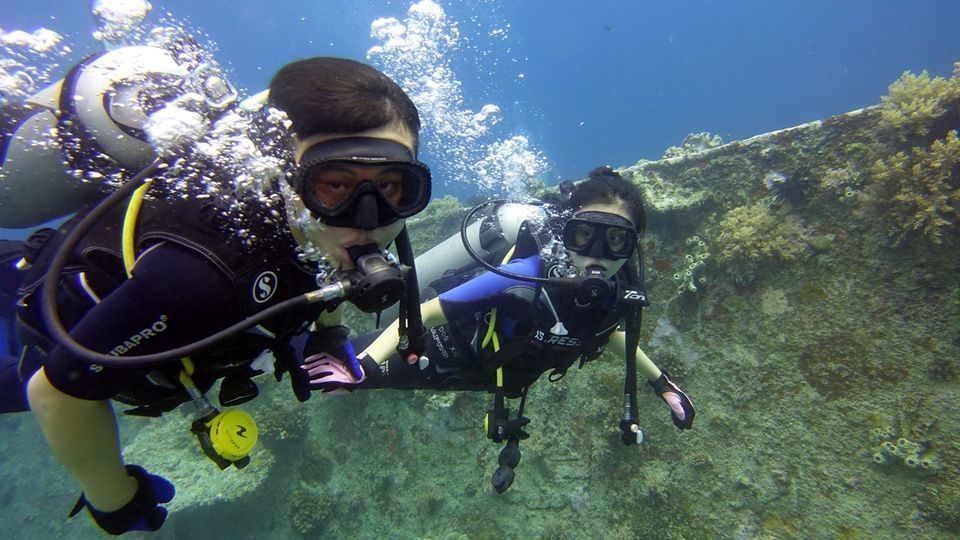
[296,137,432,230]
[562,211,638,260]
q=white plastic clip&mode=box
[632,424,644,445]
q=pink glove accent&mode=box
[301,353,365,395]
[662,392,686,421]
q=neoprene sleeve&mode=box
[40,242,240,400]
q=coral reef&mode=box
[405,195,468,254]
[662,132,724,159]
[711,201,809,279]
[627,168,709,214]
[868,129,960,244]
[871,435,938,472]
[288,486,332,536]
[668,235,710,295]
[255,397,309,444]
[878,66,960,141]
[121,409,276,513]
[819,166,867,206]
[758,287,790,317]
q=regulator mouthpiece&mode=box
[574,265,611,309]
[344,243,404,313]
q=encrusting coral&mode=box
[711,201,808,278]
[662,132,724,159]
[288,487,333,536]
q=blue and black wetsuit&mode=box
[357,254,626,397]
[0,176,325,414]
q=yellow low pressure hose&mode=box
[480,245,517,353]
[121,179,154,277]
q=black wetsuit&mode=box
[359,255,625,397]
[0,240,24,355]
[1,175,326,414]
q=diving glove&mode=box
[69,464,175,535]
[302,351,388,394]
[303,325,363,380]
[649,371,695,429]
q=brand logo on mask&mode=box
[253,271,278,303]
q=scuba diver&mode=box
[303,166,695,493]
[0,43,431,535]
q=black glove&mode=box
[303,325,363,380]
[649,372,695,429]
[69,464,175,535]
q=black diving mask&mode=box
[296,137,432,230]
[562,211,638,260]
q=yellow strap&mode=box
[496,366,503,388]
[122,179,154,278]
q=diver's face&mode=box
[568,200,634,279]
[291,125,415,270]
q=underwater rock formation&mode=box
[121,409,276,513]
[609,65,960,538]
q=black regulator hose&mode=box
[40,159,348,368]
[619,255,643,443]
[394,226,425,356]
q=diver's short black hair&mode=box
[268,57,421,152]
[565,166,646,233]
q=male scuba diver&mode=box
[0,43,432,535]
[303,167,695,493]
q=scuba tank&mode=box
[380,201,546,322]
[0,44,235,228]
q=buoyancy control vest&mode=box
[466,265,627,397]
[425,218,629,397]
[16,174,325,413]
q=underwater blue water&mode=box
[3,0,960,215]
[2,3,960,538]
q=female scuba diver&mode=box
[303,166,695,493]
[0,43,432,535]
